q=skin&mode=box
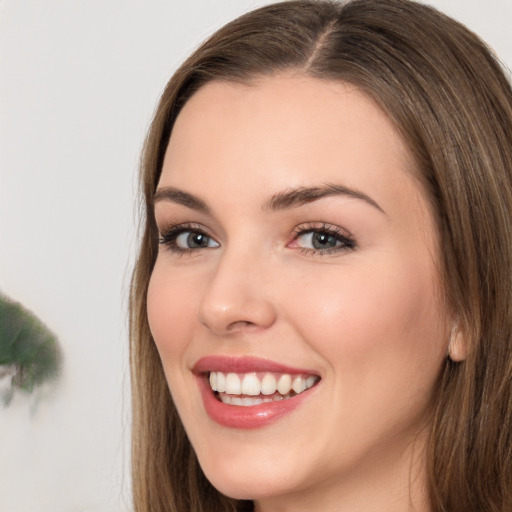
[147,74,453,512]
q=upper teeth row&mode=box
[209,371,319,396]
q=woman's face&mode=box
[147,74,451,510]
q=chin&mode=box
[204,470,290,502]
[195,446,303,502]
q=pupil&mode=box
[313,232,336,249]
[188,232,208,248]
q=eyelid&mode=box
[156,220,355,257]
[158,222,219,254]
[288,222,356,255]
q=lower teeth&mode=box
[218,392,294,406]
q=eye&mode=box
[289,223,356,255]
[175,231,217,249]
[159,224,219,254]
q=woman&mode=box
[130,0,512,510]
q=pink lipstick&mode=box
[193,356,320,429]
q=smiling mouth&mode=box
[208,371,320,406]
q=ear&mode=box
[448,324,467,362]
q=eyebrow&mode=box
[263,184,386,214]
[153,186,210,214]
[153,183,385,215]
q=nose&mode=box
[198,249,277,336]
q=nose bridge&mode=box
[198,240,276,335]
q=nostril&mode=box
[226,320,258,333]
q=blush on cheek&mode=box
[294,256,445,375]
[147,270,183,352]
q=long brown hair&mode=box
[129,1,512,510]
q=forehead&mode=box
[161,74,420,210]
[168,74,407,159]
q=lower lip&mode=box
[197,376,316,429]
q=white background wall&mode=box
[0,1,510,511]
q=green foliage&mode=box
[0,292,62,404]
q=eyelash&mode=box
[158,222,356,256]
[158,223,215,256]
[290,222,356,256]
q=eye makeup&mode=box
[157,220,356,258]
[288,222,356,256]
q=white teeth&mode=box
[241,373,260,396]
[292,376,307,394]
[220,394,231,405]
[225,373,241,395]
[216,372,226,392]
[261,373,277,395]
[208,370,319,404]
[219,393,285,406]
[277,374,292,395]
[209,372,217,391]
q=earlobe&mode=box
[448,325,467,362]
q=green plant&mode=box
[0,292,62,405]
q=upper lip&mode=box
[193,355,319,376]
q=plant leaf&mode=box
[0,292,62,400]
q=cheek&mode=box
[288,255,448,411]
[146,261,199,364]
